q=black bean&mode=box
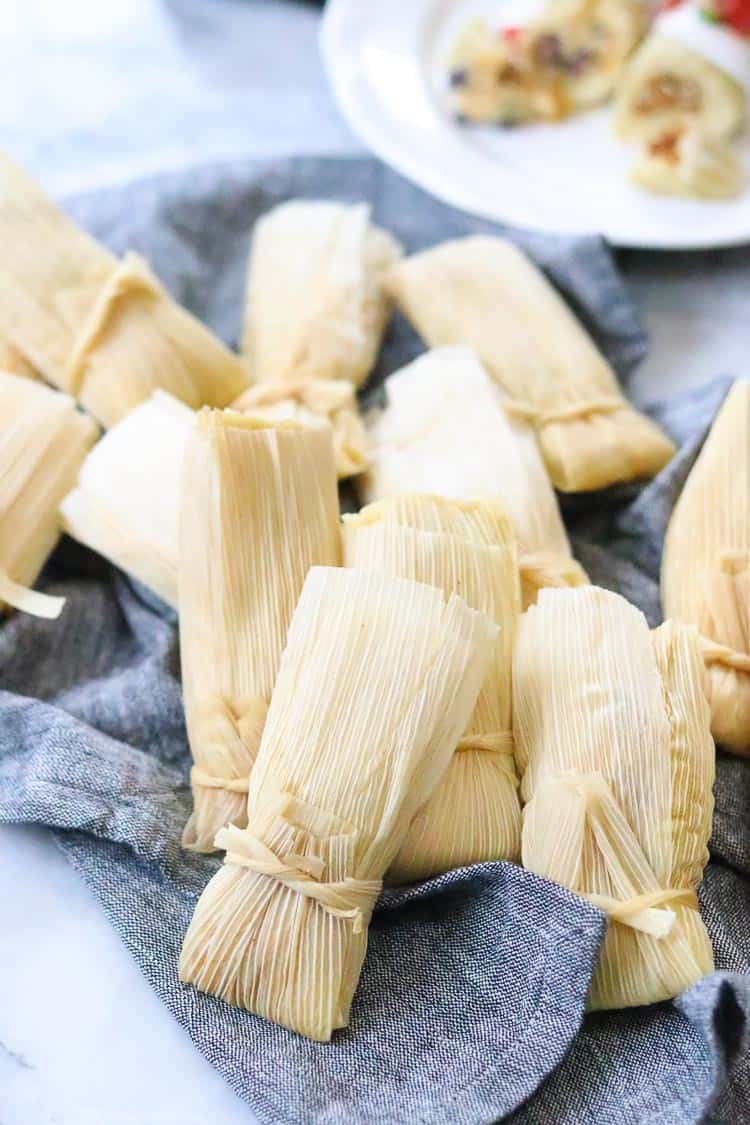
[449,67,469,88]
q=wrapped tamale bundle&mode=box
[0,152,249,429]
[361,348,587,608]
[241,200,402,388]
[0,372,97,618]
[179,411,341,853]
[662,379,750,755]
[383,239,675,492]
[60,391,194,608]
[343,497,522,881]
[231,377,368,479]
[514,586,715,1010]
[180,565,497,1039]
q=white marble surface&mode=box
[0,2,748,1123]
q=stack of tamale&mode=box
[513,586,715,1009]
[180,565,497,1039]
[343,494,522,881]
[383,237,675,491]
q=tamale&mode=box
[60,390,194,608]
[383,239,675,492]
[0,333,39,380]
[361,348,587,608]
[0,372,97,618]
[231,377,368,479]
[241,200,401,388]
[0,152,249,428]
[343,497,521,881]
[662,379,750,755]
[179,411,341,853]
[179,565,497,1040]
[514,586,715,1010]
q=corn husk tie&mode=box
[216,820,382,936]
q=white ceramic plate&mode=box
[321,0,750,248]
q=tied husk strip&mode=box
[179,412,341,853]
[232,377,368,479]
[383,238,675,491]
[662,380,750,756]
[343,497,522,880]
[179,566,498,1040]
[60,390,195,608]
[0,372,97,617]
[361,348,586,607]
[241,200,401,388]
[514,587,714,1009]
[0,152,248,428]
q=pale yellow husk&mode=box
[615,34,746,142]
[231,377,368,479]
[179,565,497,1040]
[60,390,194,608]
[0,152,249,428]
[179,412,341,853]
[662,379,750,755]
[0,371,98,617]
[0,333,39,379]
[360,348,587,607]
[241,200,401,388]
[343,496,521,881]
[383,240,675,492]
[630,124,743,200]
[514,586,715,1010]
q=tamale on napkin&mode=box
[60,390,194,609]
[361,348,587,608]
[231,377,368,479]
[179,411,340,853]
[662,379,750,756]
[179,565,497,1040]
[514,586,715,1010]
[383,239,675,492]
[0,152,248,428]
[343,496,521,881]
[0,372,97,618]
[241,200,401,388]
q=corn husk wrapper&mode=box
[180,565,497,1039]
[343,498,521,881]
[0,372,98,618]
[0,152,249,429]
[60,390,194,609]
[179,412,341,853]
[383,240,675,492]
[662,379,750,755]
[361,348,587,608]
[514,586,715,1010]
[0,334,39,380]
[631,125,743,199]
[241,201,401,388]
[231,377,368,479]
[614,33,747,142]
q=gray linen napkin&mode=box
[0,157,747,1125]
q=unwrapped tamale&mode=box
[231,377,368,479]
[361,348,587,607]
[514,586,715,1010]
[60,390,195,608]
[179,565,497,1039]
[241,200,401,388]
[662,379,750,755]
[383,240,675,492]
[343,496,521,881]
[0,372,97,618]
[179,411,341,853]
[0,152,249,428]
